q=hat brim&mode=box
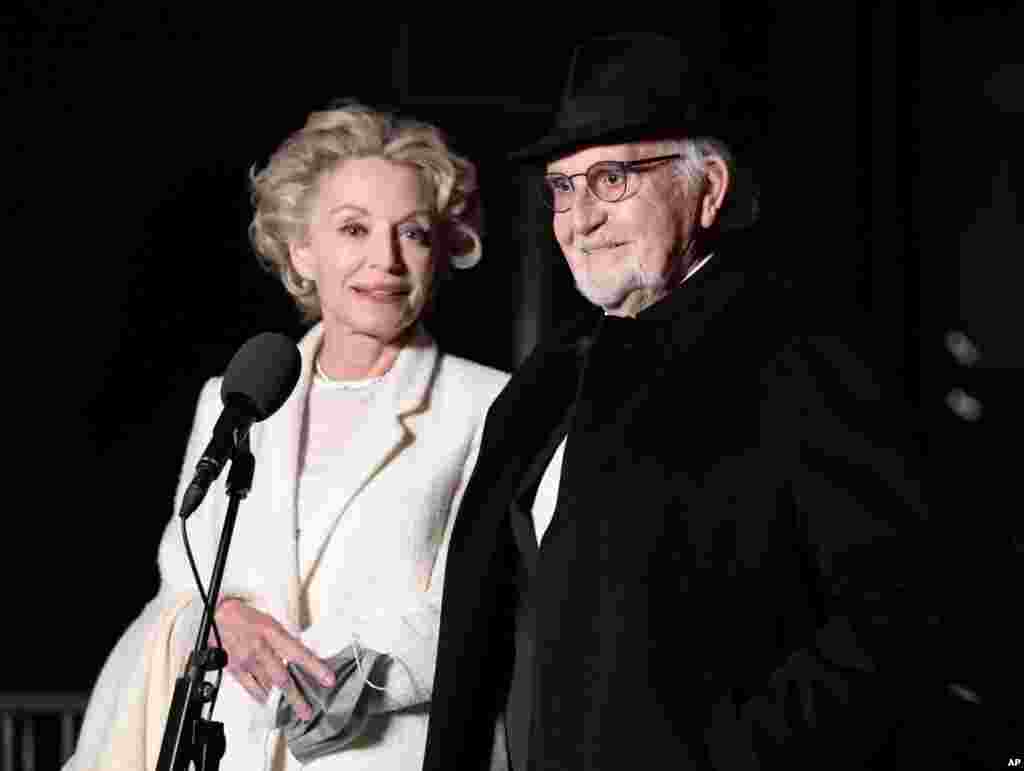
[508,110,755,165]
[509,114,693,164]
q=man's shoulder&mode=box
[528,309,601,359]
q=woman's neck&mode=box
[317,326,411,381]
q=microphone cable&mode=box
[181,516,226,720]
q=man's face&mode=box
[546,140,710,316]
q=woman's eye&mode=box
[401,226,432,244]
[340,223,368,237]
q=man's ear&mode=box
[700,156,730,229]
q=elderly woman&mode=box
[66,101,509,770]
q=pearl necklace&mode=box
[314,357,387,390]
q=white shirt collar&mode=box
[681,252,714,284]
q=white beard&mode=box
[572,254,668,312]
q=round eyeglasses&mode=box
[540,154,681,212]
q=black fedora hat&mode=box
[510,32,756,163]
[511,32,761,229]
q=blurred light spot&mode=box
[947,682,982,704]
[945,330,981,366]
[946,388,983,421]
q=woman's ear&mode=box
[448,223,482,269]
[700,156,731,229]
[289,241,315,281]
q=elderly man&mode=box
[424,33,946,770]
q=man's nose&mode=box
[572,184,606,235]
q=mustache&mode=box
[579,241,626,256]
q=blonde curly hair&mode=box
[249,99,482,322]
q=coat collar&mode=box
[294,322,438,416]
[291,323,438,586]
[538,251,754,367]
[495,252,755,558]
[230,322,440,622]
[581,252,753,359]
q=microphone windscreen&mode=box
[220,332,302,420]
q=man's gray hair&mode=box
[661,137,760,230]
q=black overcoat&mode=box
[424,253,944,770]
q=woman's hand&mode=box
[213,598,335,721]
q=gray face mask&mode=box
[274,645,388,763]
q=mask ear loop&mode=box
[351,633,390,693]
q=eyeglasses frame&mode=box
[541,153,683,212]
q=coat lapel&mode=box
[233,323,320,630]
[296,326,438,587]
[535,257,750,553]
[212,325,312,632]
[469,329,589,574]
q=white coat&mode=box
[66,323,509,770]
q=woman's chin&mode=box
[326,308,417,344]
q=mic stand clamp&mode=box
[157,431,256,771]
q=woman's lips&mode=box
[352,286,410,300]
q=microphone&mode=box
[179,332,301,519]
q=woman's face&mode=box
[291,157,437,343]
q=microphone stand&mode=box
[156,430,256,771]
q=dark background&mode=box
[5,3,1020,729]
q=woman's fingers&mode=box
[253,648,313,720]
[230,668,268,704]
[210,598,330,721]
[262,649,294,693]
[279,670,314,722]
[274,637,336,689]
